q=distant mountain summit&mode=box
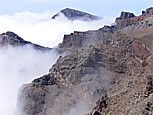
[51,8,100,21]
[0,31,51,51]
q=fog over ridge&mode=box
[0,10,114,115]
[0,11,114,47]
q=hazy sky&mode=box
[0,0,153,17]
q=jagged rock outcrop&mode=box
[118,11,135,19]
[58,26,116,53]
[51,8,100,21]
[0,31,51,51]
[19,7,153,115]
[115,7,153,30]
[115,11,136,29]
[142,7,153,15]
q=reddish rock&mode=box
[146,58,153,73]
[132,40,151,60]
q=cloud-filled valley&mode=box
[0,10,114,115]
[0,11,114,47]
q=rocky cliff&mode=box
[19,7,153,115]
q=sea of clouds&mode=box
[0,10,114,115]
[0,11,114,47]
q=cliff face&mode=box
[19,7,153,115]
[58,26,115,53]
[115,7,153,30]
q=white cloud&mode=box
[0,11,114,47]
[0,45,59,115]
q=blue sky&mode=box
[0,0,153,17]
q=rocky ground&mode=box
[18,7,153,115]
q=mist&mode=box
[0,11,114,47]
[0,45,59,115]
[65,69,114,115]
[0,10,114,115]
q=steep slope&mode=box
[51,8,100,21]
[88,7,153,115]
[19,7,153,115]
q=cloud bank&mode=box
[0,45,59,115]
[0,11,114,47]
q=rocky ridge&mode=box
[51,8,100,21]
[0,31,51,51]
[19,7,153,115]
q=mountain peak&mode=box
[0,31,51,51]
[51,8,100,21]
[117,11,135,20]
[0,31,30,46]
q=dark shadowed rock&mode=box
[115,11,136,29]
[92,95,108,114]
[141,7,153,16]
[117,11,135,20]
[51,8,100,21]
[145,7,153,15]
[145,74,153,96]
[0,31,30,46]
[92,110,101,115]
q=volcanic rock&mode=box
[142,7,153,15]
[19,7,153,115]
[0,31,51,51]
[51,8,100,21]
[115,11,136,29]
[58,26,116,53]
